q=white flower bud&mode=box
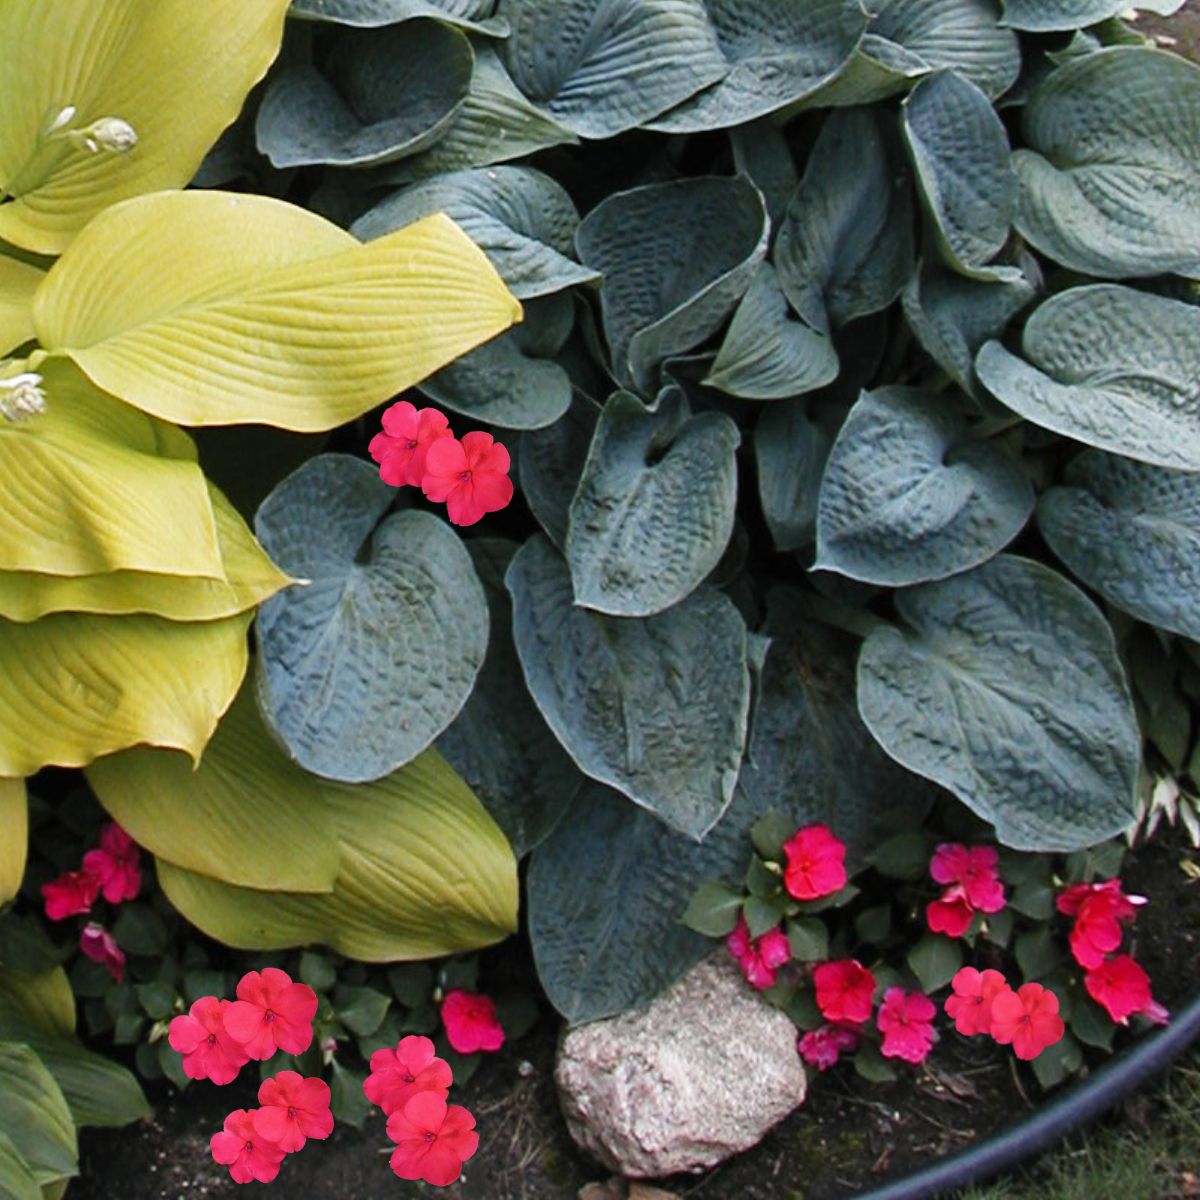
[0,372,46,422]
[44,104,77,135]
[74,117,138,155]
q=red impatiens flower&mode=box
[41,869,100,921]
[252,1071,333,1152]
[387,1092,479,1187]
[944,967,1009,1037]
[727,916,792,991]
[81,821,142,904]
[1058,879,1145,970]
[782,824,847,901]
[210,1108,287,1184]
[989,982,1065,1060]
[813,959,876,1026]
[421,431,513,527]
[363,1035,453,1116]
[926,886,975,938]
[1084,954,1153,1024]
[79,922,125,983]
[369,400,454,488]
[797,1023,860,1072]
[441,989,505,1054]
[168,996,251,1085]
[224,968,318,1059]
[930,843,1006,913]
[877,987,937,1064]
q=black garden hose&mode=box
[853,985,1200,1200]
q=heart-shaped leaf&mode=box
[34,190,520,431]
[0,255,41,358]
[999,0,1184,32]
[508,535,750,840]
[647,0,867,132]
[289,0,507,34]
[0,780,26,907]
[858,554,1139,850]
[1013,47,1200,278]
[975,284,1200,471]
[496,0,727,137]
[254,454,489,783]
[255,21,473,168]
[355,166,597,299]
[0,1043,76,1186]
[576,176,768,394]
[1039,450,1200,643]
[567,390,740,616]
[518,394,600,549]
[902,70,1019,280]
[816,386,1034,585]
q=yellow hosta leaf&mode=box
[0,778,27,905]
[0,967,75,1039]
[0,254,42,356]
[34,191,522,431]
[0,0,292,254]
[142,682,518,959]
[0,485,293,623]
[0,360,221,578]
[0,608,250,775]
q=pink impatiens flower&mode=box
[782,824,847,901]
[944,967,1008,1037]
[421,431,513,527]
[726,916,792,991]
[369,400,454,488]
[168,996,250,1085]
[925,886,975,938]
[1084,954,1153,1025]
[1058,879,1145,970]
[41,869,100,921]
[930,844,1005,913]
[877,987,937,1064]
[387,1092,479,1187]
[441,989,505,1054]
[79,923,125,983]
[813,959,876,1026]
[797,1023,860,1072]
[252,1071,333,1152]
[224,968,318,1059]
[81,821,142,904]
[363,1035,453,1116]
[210,1108,287,1184]
[989,982,1065,1060]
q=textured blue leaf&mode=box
[289,0,507,33]
[999,0,1184,33]
[518,394,600,550]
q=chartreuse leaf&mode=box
[775,108,913,336]
[858,554,1140,850]
[815,386,1033,586]
[999,0,1184,33]
[0,780,26,906]
[0,972,74,1040]
[0,1044,75,1187]
[354,167,597,299]
[508,535,750,840]
[0,1132,39,1200]
[1039,451,1200,642]
[646,0,867,132]
[148,685,517,959]
[0,0,291,254]
[576,177,768,395]
[1014,48,1200,279]
[975,285,1200,471]
[255,21,473,168]
[0,256,41,357]
[902,71,1019,280]
[567,390,740,617]
[519,394,600,550]
[0,607,250,776]
[255,455,488,783]
[290,0,507,34]
[497,0,727,138]
[33,191,521,431]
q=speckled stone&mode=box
[555,953,807,1177]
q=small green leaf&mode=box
[785,989,823,1031]
[1009,882,1055,921]
[112,1012,146,1047]
[1030,1029,1083,1089]
[745,856,781,901]
[329,1060,371,1129]
[751,809,797,862]
[1069,995,1116,1051]
[388,965,435,1009]
[681,882,745,938]
[743,896,784,939]
[335,987,391,1038]
[983,906,1013,949]
[855,905,892,946]
[133,983,176,1021]
[869,832,929,882]
[110,907,167,958]
[853,1042,898,1083]
[299,952,336,994]
[786,918,829,963]
[1015,927,1061,980]
[907,933,962,993]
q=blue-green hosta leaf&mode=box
[289,0,507,34]
[576,176,769,395]
[902,71,1020,280]
[255,22,473,168]
[496,0,727,138]
[975,284,1200,471]
[436,539,579,855]
[858,554,1140,850]
[998,0,1184,32]
[816,386,1034,585]
[794,35,930,110]
[567,390,740,616]
[0,1043,76,1187]
[507,535,750,839]
[1039,451,1200,642]
[518,394,600,549]
[354,166,597,299]
[705,262,839,400]
[254,454,488,782]
[870,0,1021,100]
[646,0,867,132]
[902,260,1035,398]
[775,107,914,335]
[729,121,799,229]
[1014,48,1200,279]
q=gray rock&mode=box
[555,953,807,1177]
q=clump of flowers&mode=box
[945,968,1064,1060]
[926,843,1006,938]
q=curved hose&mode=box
[854,986,1200,1200]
